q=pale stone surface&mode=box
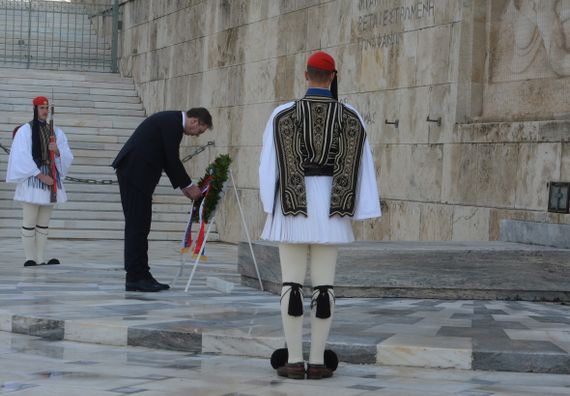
[452,206,490,241]
[442,143,519,208]
[560,143,570,181]
[64,320,128,346]
[375,141,442,199]
[515,143,562,210]
[419,204,454,240]
[115,0,570,243]
[500,220,570,249]
[377,335,472,370]
[386,200,421,241]
[488,208,546,241]
[0,310,11,332]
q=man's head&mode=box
[305,51,338,99]
[184,107,213,136]
[33,96,49,122]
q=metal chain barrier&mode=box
[0,140,215,185]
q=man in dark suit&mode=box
[112,108,212,292]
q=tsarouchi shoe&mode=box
[306,363,333,379]
[276,362,305,379]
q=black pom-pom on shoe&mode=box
[46,258,60,265]
[324,349,338,371]
[24,260,37,267]
[270,348,288,369]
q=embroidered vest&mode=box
[273,96,366,217]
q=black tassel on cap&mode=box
[331,72,338,101]
[281,282,303,317]
[311,285,334,319]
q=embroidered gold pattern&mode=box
[274,96,365,217]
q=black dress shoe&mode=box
[125,279,163,292]
[24,260,37,267]
[46,258,60,265]
[146,274,170,290]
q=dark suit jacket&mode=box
[112,111,191,195]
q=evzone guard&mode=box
[6,96,73,267]
[259,51,381,379]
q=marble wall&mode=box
[116,0,569,243]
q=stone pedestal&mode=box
[239,241,570,301]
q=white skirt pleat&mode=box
[261,176,354,244]
[13,179,68,205]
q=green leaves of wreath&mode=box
[192,154,232,224]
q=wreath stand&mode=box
[172,168,263,293]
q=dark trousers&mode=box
[117,174,153,282]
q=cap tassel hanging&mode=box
[331,72,338,101]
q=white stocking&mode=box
[35,205,54,264]
[279,243,308,364]
[21,203,39,261]
[309,244,337,365]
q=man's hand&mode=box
[48,141,60,157]
[182,184,202,200]
[37,173,54,186]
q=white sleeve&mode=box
[353,137,381,220]
[343,104,381,221]
[5,124,41,183]
[55,128,73,177]
[259,112,279,214]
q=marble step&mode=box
[1,112,144,129]
[0,181,189,196]
[0,90,143,104]
[0,190,190,204]
[239,241,570,302]
[0,77,135,91]
[0,83,138,97]
[3,97,143,111]
[0,217,187,231]
[0,67,131,83]
[0,103,145,117]
[0,199,190,213]
[0,208,195,223]
[0,64,112,73]
[0,228,219,241]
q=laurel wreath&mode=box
[192,154,232,223]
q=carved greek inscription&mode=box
[355,0,435,49]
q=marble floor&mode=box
[3,331,570,395]
[2,237,570,386]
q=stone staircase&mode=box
[0,67,209,241]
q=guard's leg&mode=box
[308,244,338,370]
[35,205,54,264]
[278,243,308,365]
[21,202,39,264]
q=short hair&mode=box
[306,66,334,83]
[186,107,213,128]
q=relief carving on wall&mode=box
[505,0,570,77]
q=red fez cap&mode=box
[307,51,336,72]
[32,96,49,106]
